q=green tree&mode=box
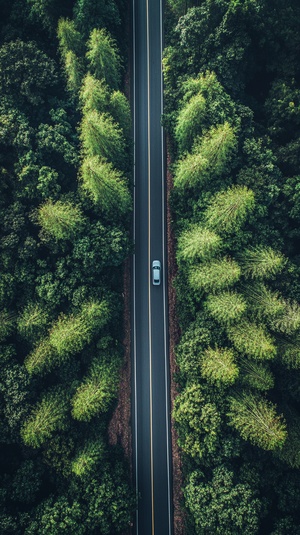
[71,439,106,478]
[195,121,237,176]
[239,359,275,391]
[25,300,110,375]
[227,320,277,360]
[271,300,300,334]
[174,148,209,189]
[80,155,131,214]
[71,357,120,421]
[228,392,287,450]
[177,225,222,263]
[37,200,85,240]
[205,291,246,324]
[240,246,287,279]
[48,300,109,357]
[200,347,239,386]
[109,90,132,140]
[175,314,212,379]
[244,283,285,321]
[0,40,57,106]
[189,257,241,293]
[21,390,68,448]
[63,50,85,94]
[175,92,206,153]
[17,302,49,341]
[86,28,121,89]
[80,110,127,170]
[79,74,109,114]
[173,383,221,460]
[184,466,262,535]
[204,185,255,234]
[26,496,85,535]
[57,18,85,57]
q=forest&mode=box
[164,0,300,534]
[0,0,135,533]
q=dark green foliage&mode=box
[173,383,221,460]
[0,2,133,531]
[184,466,262,535]
[167,1,300,531]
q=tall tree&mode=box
[86,28,121,89]
[228,392,287,450]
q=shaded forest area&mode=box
[0,0,135,533]
[164,1,300,534]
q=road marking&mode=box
[146,1,155,533]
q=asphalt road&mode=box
[132,1,173,534]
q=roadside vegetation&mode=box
[165,1,300,533]
[0,0,135,532]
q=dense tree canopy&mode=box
[166,0,300,532]
[0,0,133,532]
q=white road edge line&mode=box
[132,1,139,533]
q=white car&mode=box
[152,260,161,285]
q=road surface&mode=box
[132,0,173,534]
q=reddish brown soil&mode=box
[166,142,186,535]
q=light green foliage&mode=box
[271,300,300,334]
[204,185,255,233]
[177,225,222,263]
[205,291,246,324]
[200,347,239,386]
[180,72,239,135]
[57,18,84,57]
[227,320,276,360]
[71,357,120,421]
[25,300,110,375]
[86,28,121,89]
[228,393,287,451]
[244,283,285,320]
[175,122,237,184]
[79,74,109,113]
[240,246,287,279]
[198,122,237,177]
[189,257,241,293]
[17,303,49,340]
[24,339,55,376]
[184,466,262,535]
[21,390,68,448]
[80,110,126,169]
[80,155,131,214]
[71,439,105,477]
[49,301,109,356]
[37,200,85,240]
[109,90,132,140]
[175,92,206,153]
[173,383,221,459]
[174,149,209,188]
[239,358,275,391]
[63,50,84,94]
